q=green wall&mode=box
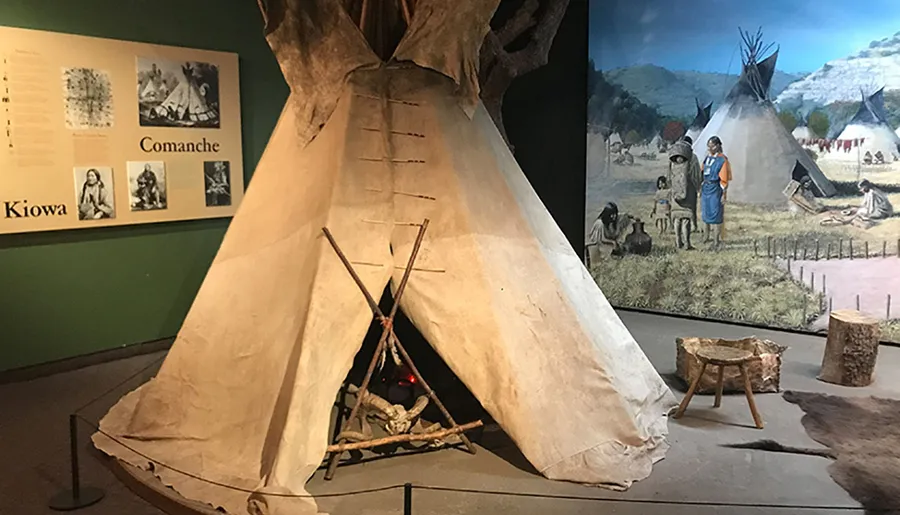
[0,0,289,371]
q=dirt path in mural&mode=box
[778,257,900,329]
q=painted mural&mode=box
[586,0,900,342]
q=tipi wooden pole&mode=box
[326,421,484,453]
[398,0,412,24]
[321,220,431,480]
[392,337,478,455]
[359,0,370,31]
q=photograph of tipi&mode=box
[137,57,220,128]
[587,0,900,343]
[93,1,676,515]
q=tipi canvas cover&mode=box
[827,88,900,163]
[93,2,676,514]
[685,99,712,143]
[694,33,836,203]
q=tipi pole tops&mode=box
[690,98,713,129]
[726,27,779,102]
[850,87,891,126]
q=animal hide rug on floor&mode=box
[725,391,900,514]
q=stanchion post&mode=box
[48,414,105,511]
[404,483,413,515]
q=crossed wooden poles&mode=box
[321,218,482,480]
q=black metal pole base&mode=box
[49,487,105,511]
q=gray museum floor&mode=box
[4,310,899,515]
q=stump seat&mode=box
[673,345,764,429]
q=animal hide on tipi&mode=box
[92,1,677,514]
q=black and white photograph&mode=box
[73,166,116,220]
[62,67,114,129]
[127,161,167,211]
[137,57,220,128]
[203,160,231,207]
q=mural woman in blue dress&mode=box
[700,136,732,249]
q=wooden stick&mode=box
[767,236,772,258]
[800,266,804,283]
[393,338,477,455]
[323,228,382,314]
[322,220,431,480]
[815,240,820,260]
[856,294,860,311]
[827,243,832,260]
[849,238,853,260]
[865,241,869,259]
[359,0,370,32]
[803,246,808,260]
[326,421,484,452]
[753,239,758,257]
[883,241,888,258]
[398,0,412,24]
[811,273,815,291]
[888,294,892,320]
[793,239,798,260]
[822,274,826,295]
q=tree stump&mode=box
[818,310,881,387]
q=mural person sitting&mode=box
[667,140,702,250]
[589,202,630,258]
[650,175,671,235]
[700,136,732,249]
[854,179,894,221]
[820,179,894,228]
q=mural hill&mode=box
[603,64,805,119]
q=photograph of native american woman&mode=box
[586,0,900,342]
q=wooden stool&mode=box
[673,345,764,429]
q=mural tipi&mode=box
[828,88,900,164]
[684,98,712,143]
[791,111,819,142]
[694,28,836,203]
[92,1,676,514]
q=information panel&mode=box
[0,25,244,235]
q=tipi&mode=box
[684,99,712,143]
[139,78,168,103]
[694,29,836,203]
[153,62,217,124]
[827,88,900,163]
[93,2,676,515]
[791,112,819,142]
